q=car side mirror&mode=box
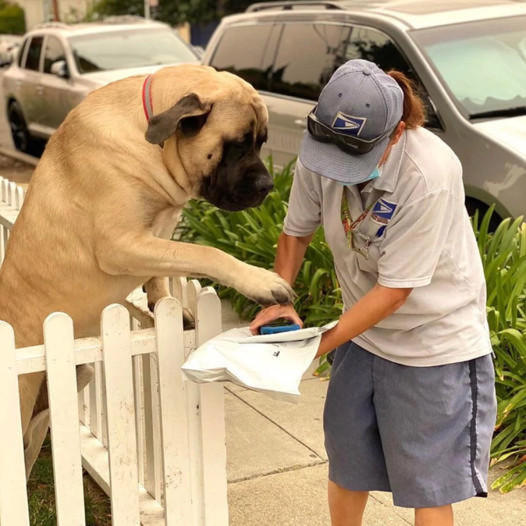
[50,60,69,79]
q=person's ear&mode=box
[391,121,406,145]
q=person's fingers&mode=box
[249,308,281,334]
[249,304,303,335]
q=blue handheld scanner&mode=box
[259,323,301,335]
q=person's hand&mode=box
[249,304,303,335]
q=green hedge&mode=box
[0,2,25,34]
[178,159,526,493]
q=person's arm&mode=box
[249,231,313,334]
[316,284,412,357]
[274,231,314,284]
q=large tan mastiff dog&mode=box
[0,64,294,475]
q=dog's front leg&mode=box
[143,277,195,327]
[143,277,171,311]
[97,236,294,306]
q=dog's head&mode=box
[145,67,273,211]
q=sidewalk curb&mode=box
[0,146,38,167]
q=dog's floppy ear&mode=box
[145,93,211,145]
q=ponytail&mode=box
[387,70,426,129]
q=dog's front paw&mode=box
[234,266,295,306]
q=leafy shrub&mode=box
[472,208,526,492]
[178,161,526,492]
[0,2,25,34]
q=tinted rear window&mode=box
[270,23,348,101]
[209,24,279,91]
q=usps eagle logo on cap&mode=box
[332,111,367,137]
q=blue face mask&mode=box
[343,165,381,186]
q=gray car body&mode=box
[202,0,526,220]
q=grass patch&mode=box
[27,435,111,526]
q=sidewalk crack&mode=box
[226,387,325,461]
[228,460,327,484]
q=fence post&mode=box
[101,304,141,526]
[0,322,30,526]
[154,297,193,525]
[44,313,86,526]
[195,286,228,526]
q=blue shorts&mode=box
[323,341,497,508]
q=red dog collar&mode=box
[142,74,154,121]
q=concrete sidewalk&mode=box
[220,303,526,525]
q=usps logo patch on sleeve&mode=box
[331,112,367,137]
[372,198,397,221]
[371,198,397,238]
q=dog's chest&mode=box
[152,207,182,239]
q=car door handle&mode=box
[294,118,306,128]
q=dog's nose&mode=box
[255,177,273,195]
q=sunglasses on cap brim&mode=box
[307,109,390,155]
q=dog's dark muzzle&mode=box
[201,168,273,212]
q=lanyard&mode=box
[341,189,375,252]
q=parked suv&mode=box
[3,17,198,154]
[202,0,526,221]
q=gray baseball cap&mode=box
[300,59,404,184]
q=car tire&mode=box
[8,100,33,153]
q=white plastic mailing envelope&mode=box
[181,322,337,400]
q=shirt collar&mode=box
[368,131,406,193]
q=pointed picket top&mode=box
[44,310,71,326]
[154,294,183,320]
[101,303,131,336]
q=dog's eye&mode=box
[179,113,209,137]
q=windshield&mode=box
[69,28,197,74]
[411,16,526,119]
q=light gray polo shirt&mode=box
[284,127,492,366]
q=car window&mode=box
[411,15,526,119]
[343,25,441,129]
[17,37,28,67]
[69,28,196,74]
[209,23,279,91]
[25,36,43,71]
[43,36,66,74]
[271,23,347,101]
[341,26,412,74]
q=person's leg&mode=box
[414,504,454,526]
[328,480,369,526]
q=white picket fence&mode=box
[0,176,229,525]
